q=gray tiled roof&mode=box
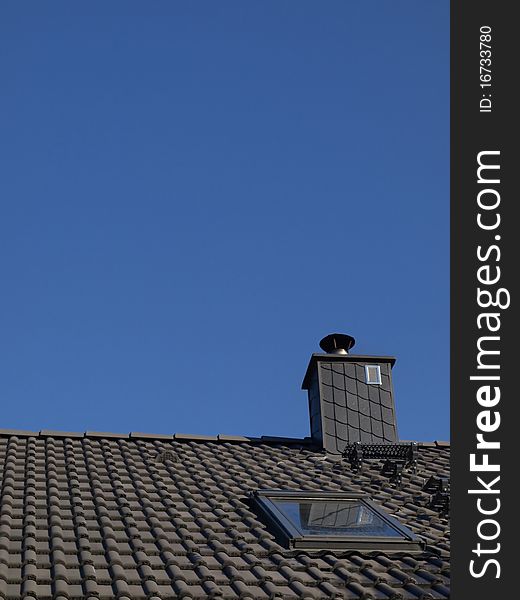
[0,430,450,599]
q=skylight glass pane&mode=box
[272,499,401,537]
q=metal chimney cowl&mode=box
[302,334,399,455]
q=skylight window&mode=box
[251,490,424,551]
[365,364,382,385]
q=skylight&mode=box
[251,490,425,552]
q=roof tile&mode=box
[85,431,130,439]
[173,433,219,441]
[129,432,174,440]
[0,429,38,437]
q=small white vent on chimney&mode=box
[365,365,382,385]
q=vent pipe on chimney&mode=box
[319,333,356,355]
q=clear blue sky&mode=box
[0,1,449,441]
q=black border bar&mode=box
[451,1,516,597]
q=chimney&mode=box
[302,333,398,455]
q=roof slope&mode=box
[0,431,449,600]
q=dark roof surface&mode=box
[0,430,450,600]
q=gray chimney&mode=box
[302,334,399,455]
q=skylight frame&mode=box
[251,490,425,552]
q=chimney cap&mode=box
[319,333,356,355]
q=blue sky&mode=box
[0,1,449,441]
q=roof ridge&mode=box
[0,428,450,447]
[0,428,316,444]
